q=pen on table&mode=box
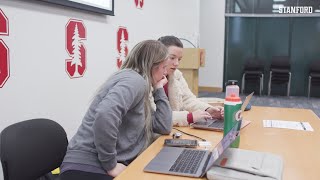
[300,122,306,131]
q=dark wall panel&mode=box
[256,18,290,95]
[224,17,256,85]
[291,18,320,96]
[224,17,320,97]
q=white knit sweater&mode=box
[151,70,212,126]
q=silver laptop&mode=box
[191,92,254,131]
[144,120,241,177]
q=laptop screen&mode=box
[204,120,241,173]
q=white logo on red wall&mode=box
[135,0,144,9]
[65,19,86,78]
[0,9,9,88]
[117,27,128,69]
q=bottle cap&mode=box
[226,80,238,86]
[225,93,241,102]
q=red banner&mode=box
[0,9,9,88]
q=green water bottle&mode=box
[223,93,242,148]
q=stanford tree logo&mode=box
[117,27,129,69]
[65,19,86,78]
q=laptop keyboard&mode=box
[169,149,206,174]
[194,121,210,125]
[208,121,224,128]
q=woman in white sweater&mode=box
[156,35,224,126]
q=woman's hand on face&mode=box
[206,106,224,119]
[192,110,212,123]
[153,75,168,89]
[107,163,127,177]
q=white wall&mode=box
[199,0,225,88]
[0,0,200,139]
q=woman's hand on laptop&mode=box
[192,110,212,122]
[206,106,224,120]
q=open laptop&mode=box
[144,120,242,177]
[190,92,254,131]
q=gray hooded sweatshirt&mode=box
[62,69,172,172]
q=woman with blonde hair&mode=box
[60,40,172,180]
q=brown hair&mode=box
[158,35,183,48]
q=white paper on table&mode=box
[263,120,314,131]
[198,141,212,148]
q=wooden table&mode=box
[115,106,320,180]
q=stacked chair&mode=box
[241,57,265,95]
[268,56,291,96]
[308,60,320,98]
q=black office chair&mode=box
[0,118,68,180]
[268,56,291,96]
[241,57,265,95]
[308,60,320,98]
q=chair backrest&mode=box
[270,56,291,69]
[243,57,264,71]
[0,119,68,180]
[310,60,320,73]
